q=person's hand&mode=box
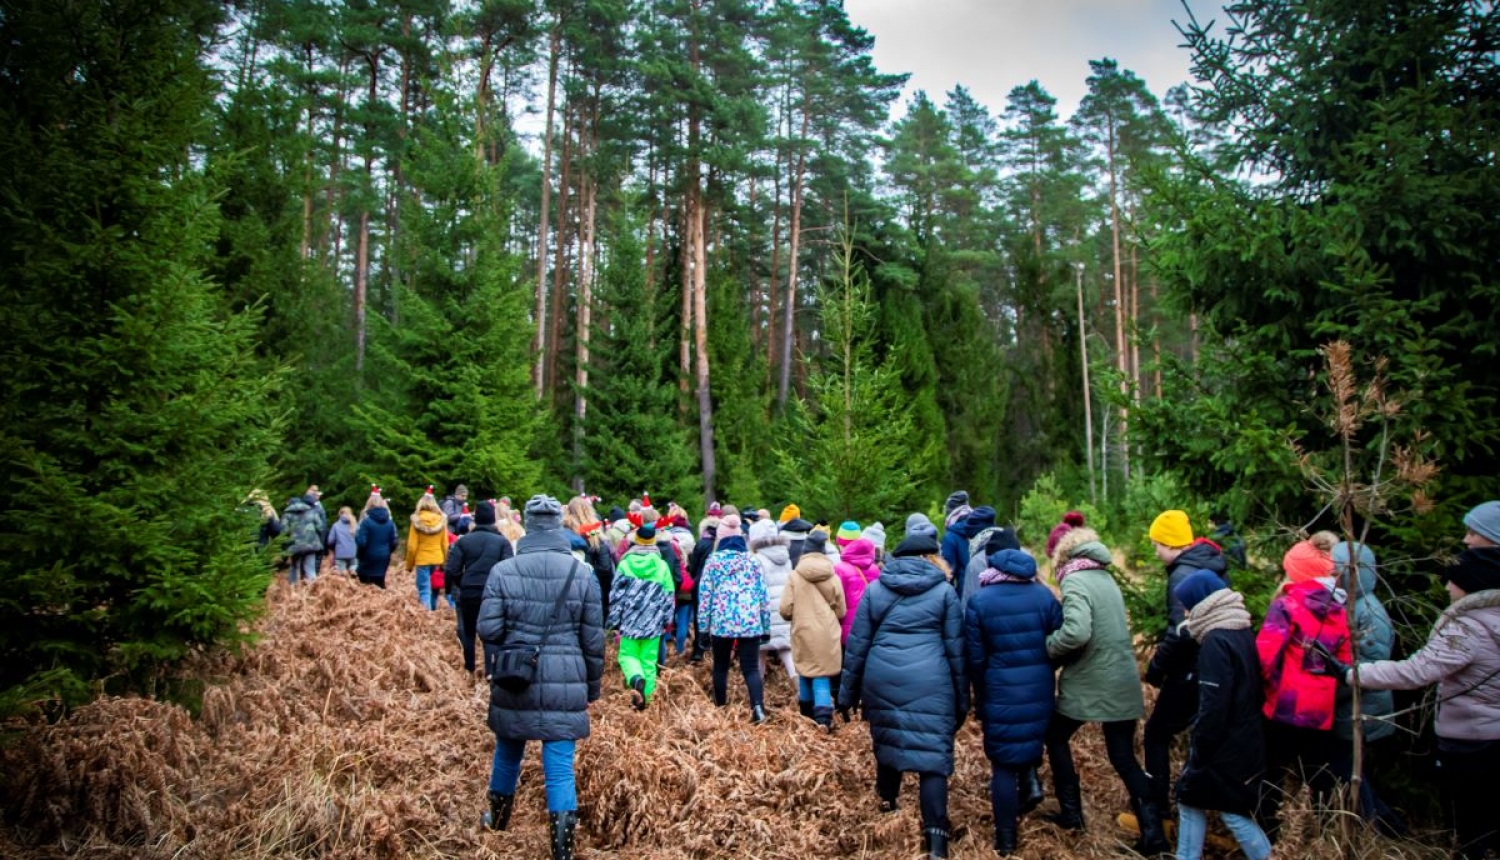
[1308,641,1352,682]
[759,633,771,645]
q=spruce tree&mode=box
[0,0,283,706]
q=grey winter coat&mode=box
[326,518,358,560]
[838,555,969,776]
[755,541,795,652]
[478,528,605,742]
[1331,542,1396,742]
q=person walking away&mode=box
[960,523,1022,615]
[282,494,322,585]
[782,529,846,728]
[835,537,881,647]
[1168,571,1272,860]
[445,500,514,673]
[406,488,450,609]
[563,496,616,627]
[1253,538,1350,842]
[965,549,1062,856]
[476,495,603,860]
[941,505,994,595]
[609,523,675,710]
[687,513,720,663]
[697,514,770,723]
[1328,539,1404,836]
[1143,509,1228,814]
[838,513,967,859]
[1046,510,1085,559]
[1339,506,1500,860]
[778,505,815,567]
[304,485,328,572]
[750,518,798,684]
[1044,526,1171,855]
[327,506,359,574]
[355,486,398,588]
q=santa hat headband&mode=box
[425,484,435,495]
[371,484,381,496]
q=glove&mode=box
[1308,640,1352,682]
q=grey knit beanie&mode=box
[523,494,564,531]
[1464,501,1500,545]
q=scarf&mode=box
[979,568,1033,587]
[1055,555,1107,584]
[1184,588,1252,641]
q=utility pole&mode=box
[1077,261,1096,504]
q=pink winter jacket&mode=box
[835,539,880,646]
[1358,590,1500,742]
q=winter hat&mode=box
[1463,501,1500,546]
[987,548,1037,579]
[944,491,971,515]
[1149,510,1194,548]
[743,509,761,523]
[607,505,626,523]
[475,501,497,526]
[523,494,564,532]
[905,512,938,541]
[1444,547,1500,594]
[779,504,802,524]
[968,506,997,530]
[861,522,886,552]
[747,517,779,546]
[804,529,829,556]
[1283,539,1334,584]
[984,527,1022,554]
[836,521,862,544]
[634,523,658,545]
[1063,511,1086,528]
[454,484,469,498]
[707,501,723,517]
[1175,569,1229,612]
[718,513,744,539]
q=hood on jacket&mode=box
[411,508,447,534]
[962,506,997,535]
[1332,541,1379,596]
[565,530,588,550]
[1285,578,1347,619]
[365,507,391,525]
[840,538,877,569]
[1170,538,1228,577]
[285,498,311,515]
[878,554,949,596]
[755,542,792,567]
[969,525,1020,559]
[795,551,836,582]
[1051,526,1112,571]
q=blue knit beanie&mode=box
[1174,569,1228,612]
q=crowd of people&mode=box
[252,485,1500,860]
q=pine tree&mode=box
[0,0,283,706]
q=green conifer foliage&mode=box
[0,0,283,703]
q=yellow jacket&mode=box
[405,509,449,568]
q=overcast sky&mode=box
[842,0,1220,121]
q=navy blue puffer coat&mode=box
[965,576,1063,766]
[838,555,968,775]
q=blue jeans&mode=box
[289,553,318,585]
[798,675,832,708]
[414,565,435,609]
[1176,805,1271,860]
[674,604,693,654]
[489,738,577,812]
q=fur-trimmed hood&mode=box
[1050,526,1111,571]
[411,508,447,535]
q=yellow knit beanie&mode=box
[1149,510,1193,548]
[779,504,801,524]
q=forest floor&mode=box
[0,567,1452,860]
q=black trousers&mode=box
[710,636,764,708]
[1143,677,1198,808]
[1046,713,1153,802]
[877,763,948,830]
[1255,720,1337,841]
[989,763,1021,831]
[1439,738,1500,860]
[459,594,484,672]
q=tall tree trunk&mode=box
[1106,117,1130,481]
[353,49,382,373]
[327,55,350,271]
[533,24,561,398]
[1130,230,1141,405]
[574,118,597,491]
[777,105,810,411]
[692,180,714,504]
[299,46,317,260]
[1151,275,1162,398]
[679,196,692,402]
[547,106,573,403]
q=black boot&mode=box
[799,700,814,720]
[1043,780,1085,831]
[481,791,514,832]
[1019,767,1045,816]
[1132,797,1172,856]
[750,704,768,724]
[629,676,647,711]
[549,810,578,860]
[994,825,1018,856]
[812,706,834,731]
[923,825,950,859]
[878,796,898,814]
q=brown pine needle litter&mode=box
[0,570,1452,860]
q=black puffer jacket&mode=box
[478,528,605,741]
[838,555,968,775]
[444,524,514,599]
[1150,539,1228,683]
[1177,626,1264,813]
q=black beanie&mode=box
[474,501,497,526]
[1444,548,1500,595]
